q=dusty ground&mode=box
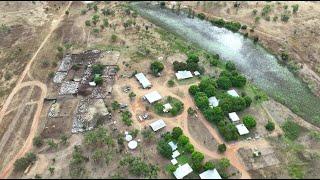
[179,1,320,97]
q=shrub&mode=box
[14,153,37,172]
[292,4,299,14]
[173,61,187,71]
[187,53,200,63]
[150,61,164,76]
[142,129,155,142]
[281,13,290,22]
[85,20,91,26]
[111,34,117,42]
[252,9,258,15]
[226,61,236,71]
[273,16,278,21]
[230,75,246,87]
[241,25,247,30]
[121,111,133,126]
[216,158,230,172]
[244,96,252,107]
[92,64,105,75]
[282,120,301,140]
[94,75,103,85]
[197,13,206,20]
[265,121,275,131]
[187,107,196,115]
[81,9,87,15]
[199,78,217,92]
[33,136,43,148]
[167,79,175,87]
[253,36,259,43]
[218,143,227,153]
[157,140,172,159]
[209,58,219,66]
[243,115,256,129]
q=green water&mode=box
[133,2,320,125]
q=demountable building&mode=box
[236,124,250,135]
[175,70,193,80]
[208,96,219,107]
[144,91,162,104]
[135,72,152,88]
[168,141,178,151]
[173,163,193,179]
[149,119,166,132]
[172,150,180,159]
[227,89,239,97]
[228,112,240,123]
[199,169,222,179]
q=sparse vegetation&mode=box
[14,152,37,172]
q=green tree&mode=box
[204,161,215,170]
[244,96,252,107]
[172,127,183,140]
[92,14,100,25]
[282,120,301,140]
[203,85,216,97]
[85,20,91,26]
[291,4,299,14]
[129,92,136,100]
[218,143,227,153]
[191,151,204,172]
[167,79,175,87]
[217,76,232,90]
[186,53,199,64]
[194,92,209,110]
[243,115,256,129]
[150,61,164,76]
[231,75,246,87]
[111,34,117,42]
[178,135,189,146]
[265,121,275,131]
[94,75,103,85]
[49,167,55,175]
[157,140,172,159]
[111,101,120,110]
[60,134,68,145]
[188,85,200,96]
[218,121,239,141]
[217,158,230,171]
[184,143,194,153]
[203,107,224,124]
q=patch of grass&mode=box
[288,163,304,179]
[281,120,301,140]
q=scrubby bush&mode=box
[194,92,209,110]
[292,4,299,14]
[244,96,252,107]
[203,107,224,124]
[172,127,183,140]
[33,136,43,148]
[265,121,275,131]
[230,74,246,87]
[197,13,206,20]
[218,143,227,153]
[217,121,239,141]
[204,161,215,170]
[217,76,232,90]
[226,61,236,71]
[281,13,290,22]
[14,153,37,172]
[282,120,301,140]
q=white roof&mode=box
[128,140,138,150]
[168,141,178,151]
[172,150,180,158]
[227,89,239,97]
[89,81,96,87]
[236,124,250,135]
[173,163,193,179]
[163,103,173,112]
[228,112,240,122]
[149,119,166,132]
[194,71,200,76]
[135,73,152,88]
[208,96,219,107]
[171,159,178,165]
[175,70,193,80]
[125,134,133,142]
[144,91,162,103]
[199,169,222,179]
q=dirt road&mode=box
[0,2,72,178]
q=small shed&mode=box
[227,89,239,97]
[199,169,222,179]
[236,124,250,135]
[135,72,152,88]
[175,70,193,80]
[228,112,240,123]
[172,150,180,159]
[171,159,178,165]
[173,163,193,179]
[144,91,162,104]
[208,96,219,107]
[194,71,201,76]
[163,103,173,112]
[149,119,166,132]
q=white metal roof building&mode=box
[194,71,201,76]
[208,96,219,107]
[135,72,152,88]
[163,103,173,112]
[172,150,180,159]
[228,112,240,123]
[175,70,193,80]
[236,124,250,135]
[199,169,222,179]
[173,163,193,179]
[144,91,162,104]
[168,141,178,151]
[227,89,240,97]
[149,119,166,132]
[171,159,178,165]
